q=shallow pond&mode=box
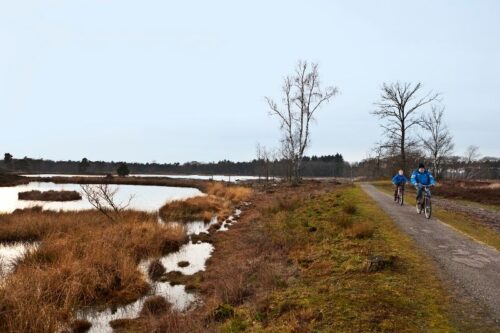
[0,182,203,213]
[77,212,240,332]
[0,242,39,279]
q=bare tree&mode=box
[255,143,272,183]
[463,145,480,179]
[266,60,338,183]
[372,82,440,172]
[420,105,454,178]
[80,184,134,221]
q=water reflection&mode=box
[0,182,203,213]
[0,242,39,279]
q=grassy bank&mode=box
[372,181,500,251]
[211,185,454,332]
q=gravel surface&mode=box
[361,183,500,323]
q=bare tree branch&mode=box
[80,184,134,222]
[372,81,440,172]
[266,60,338,183]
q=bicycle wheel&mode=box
[416,200,422,214]
[398,190,404,206]
[424,198,432,219]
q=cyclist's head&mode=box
[398,169,404,176]
[418,163,425,172]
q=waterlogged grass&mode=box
[219,186,454,332]
[372,181,500,251]
[0,209,187,333]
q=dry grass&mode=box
[190,184,457,332]
[159,195,229,222]
[433,180,500,205]
[148,259,166,281]
[18,190,82,201]
[205,182,252,203]
[0,209,186,333]
[0,173,29,187]
[159,183,252,223]
[347,221,375,238]
[140,296,170,316]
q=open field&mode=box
[1,176,498,332]
[433,180,500,206]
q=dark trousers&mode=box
[416,186,423,202]
[394,185,404,199]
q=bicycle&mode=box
[395,185,405,206]
[416,185,432,219]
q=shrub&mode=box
[117,163,130,177]
[342,202,357,215]
[70,319,92,333]
[148,259,166,281]
[213,303,235,322]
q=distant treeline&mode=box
[0,153,348,178]
[2,153,498,180]
[351,154,500,180]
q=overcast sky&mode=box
[1,0,499,163]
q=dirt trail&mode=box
[361,183,500,323]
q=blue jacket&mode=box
[410,169,436,186]
[392,174,408,185]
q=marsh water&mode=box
[0,176,244,331]
[23,173,259,182]
[0,182,203,213]
[78,216,226,332]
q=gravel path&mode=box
[361,183,500,322]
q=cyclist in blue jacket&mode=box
[392,169,408,201]
[410,163,436,204]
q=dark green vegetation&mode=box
[117,163,130,177]
[0,153,348,178]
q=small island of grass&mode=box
[18,190,82,202]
